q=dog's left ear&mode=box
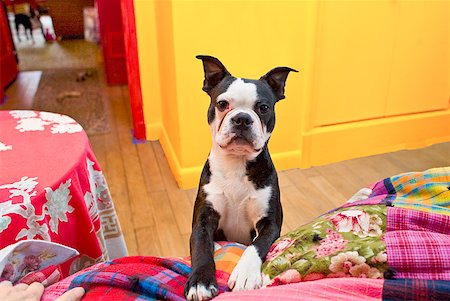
[196,55,231,94]
[260,67,298,101]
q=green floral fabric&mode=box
[262,205,388,286]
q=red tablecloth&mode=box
[0,110,127,277]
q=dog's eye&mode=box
[259,104,270,114]
[216,100,229,111]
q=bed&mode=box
[7,167,450,300]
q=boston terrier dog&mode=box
[185,55,297,301]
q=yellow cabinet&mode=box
[312,0,449,126]
[385,1,449,116]
[312,1,398,126]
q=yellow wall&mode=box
[135,0,450,189]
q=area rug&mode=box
[32,68,111,135]
[17,40,99,71]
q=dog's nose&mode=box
[231,113,254,128]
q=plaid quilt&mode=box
[41,243,245,301]
[27,167,450,300]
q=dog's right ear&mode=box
[196,55,231,94]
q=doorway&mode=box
[1,0,145,139]
[5,0,98,71]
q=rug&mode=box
[17,40,99,71]
[32,68,111,135]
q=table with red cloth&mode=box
[0,110,127,277]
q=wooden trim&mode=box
[301,109,450,168]
[121,0,146,140]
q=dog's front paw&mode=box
[185,271,218,301]
[228,245,262,291]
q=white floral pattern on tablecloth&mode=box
[0,177,78,239]
[43,180,75,234]
[9,111,82,134]
[9,111,38,119]
[0,177,51,240]
[0,142,12,152]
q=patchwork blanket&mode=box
[29,167,450,300]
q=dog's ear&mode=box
[260,67,298,101]
[196,55,231,94]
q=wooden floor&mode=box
[3,70,449,258]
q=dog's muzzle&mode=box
[230,112,255,143]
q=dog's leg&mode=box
[185,206,220,301]
[15,21,21,42]
[228,217,280,291]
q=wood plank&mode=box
[278,171,293,188]
[111,86,155,230]
[102,86,138,255]
[283,169,335,213]
[386,148,442,172]
[182,234,192,256]
[89,135,107,173]
[153,142,194,236]
[184,188,198,207]
[135,226,163,256]
[149,191,188,257]
[281,185,325,227]
[136,143,165,193]
[2,71,42,110]
[421,143,450,165]
[341,157,387,187]
[314,163,365,199]
[279,192,296,233]
[307,174,348,208]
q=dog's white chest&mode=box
[203,167,271,245]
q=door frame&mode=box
[120,0,146,140]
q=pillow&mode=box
[262,205,388,286]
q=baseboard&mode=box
[301,109,450,167]
[145,123,162,141]
[158,125,183,185]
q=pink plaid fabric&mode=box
[387,207,450,234]
[214,278,384,301]
[385,208,450,280]
[42,263,103,301]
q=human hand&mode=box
[0,281,85,301]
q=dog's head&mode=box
[197,55,297,158]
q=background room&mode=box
[1,0,449,259]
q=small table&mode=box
[0,110,127,277]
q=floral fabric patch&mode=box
[262,205,387,286]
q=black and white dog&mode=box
[185,56,297,301]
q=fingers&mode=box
[0,281,44,301]
[55,287,85,301]
[26,282,44,297]
[0,281,13,297]
[14,283,29,291]
[0,281,13,288]
[0,282,85,301]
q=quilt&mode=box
[20,167,450,300]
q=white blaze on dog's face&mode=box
[197,55,297,158]
[212,78,272,156]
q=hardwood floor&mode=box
[3,70,449,258]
